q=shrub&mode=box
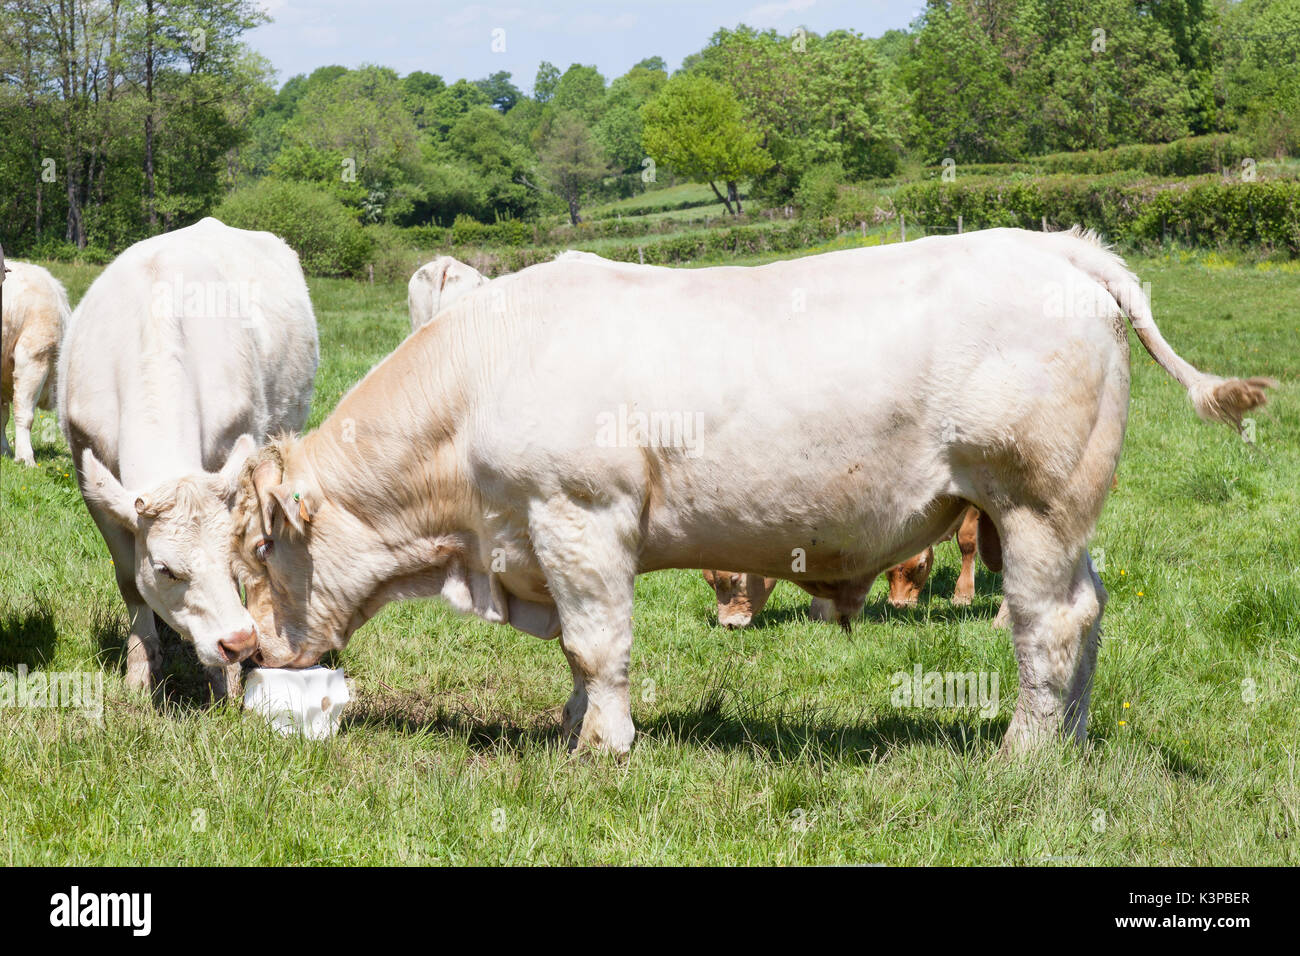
[894,174,1300,254]
[794,162,846,219]
[449,214,533,247]
[923,135,1254,180]
[214,179,373,277]
[19,237,114,264]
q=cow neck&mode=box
[116,344,205,490]
[299,312,478,554]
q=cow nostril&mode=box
[218,631,255,663]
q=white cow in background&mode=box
[2,260,71,466]
[407,256,488,332]
[59,217,319,696]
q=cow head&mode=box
[79,436,259,666]
[701,570,778,628]
[885,547,935,607]
[409,256,488,332]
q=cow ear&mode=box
[252,459,283,534]
[79,449,139,531]
[702,569,717,587]
[269,482,317,536]
[218,435,257,499]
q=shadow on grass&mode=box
[339,677,1010,765]
[340,688,569,752]
[94,602,225,713]
[340,668,1203,778]
[0,594,57,668]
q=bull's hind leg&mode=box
[998,514,1107,755]
[11,342,51,467]
[529,494,639,755]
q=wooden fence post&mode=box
[901,214,906,243]
[957,214,963,234]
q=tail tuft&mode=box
[1188,376,1277,430]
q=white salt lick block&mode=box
[243,666,350,740]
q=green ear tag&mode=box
[293,492,301,502]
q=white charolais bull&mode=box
[60,217,319,694]
[407,256,488,332]
[228,227,1272,755]
[2,261,71,466]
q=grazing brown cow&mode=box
[886,506,981,606]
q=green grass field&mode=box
[1,244,1296,865]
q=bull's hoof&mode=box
[124,663,154,694]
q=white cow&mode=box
[227,227,1271,755]
[407,256,488,332]
[2,260,71,466]
[60,217,319,694]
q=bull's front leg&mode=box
[1,401,11,459]
[124,600,162,692]
[206,663,244,702]
[529,494,638,755]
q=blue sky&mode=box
[250,0,925,91]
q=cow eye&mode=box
[156,563,178,581]
[255,539,274,562]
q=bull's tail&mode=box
[1051,226,1275,430]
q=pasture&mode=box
[1,245,1297,865]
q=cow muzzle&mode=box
[217,629,258,664]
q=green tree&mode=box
[1221,0,1300,155]
[473,70,522,113]
[442,106,540,221]
[596,63,668,179]
[533,61,560,104]
[424,79,491,141]
[538,112,611,224]
[640,73,770,214]
[552,64,607,123]
[904,3,1026,162]
[279,66,422,222]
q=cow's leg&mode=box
[10,343,50,467]
[86,500,161,692]
[952,507,980,605]
[998,516,1105,755]
[560,649,588,744]
[992,598,1010,629]
[1,399,11,458]
[124,601,163,693]
[1063,553,1106,742]
[207,663,243,702]
[530,495,638,755]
